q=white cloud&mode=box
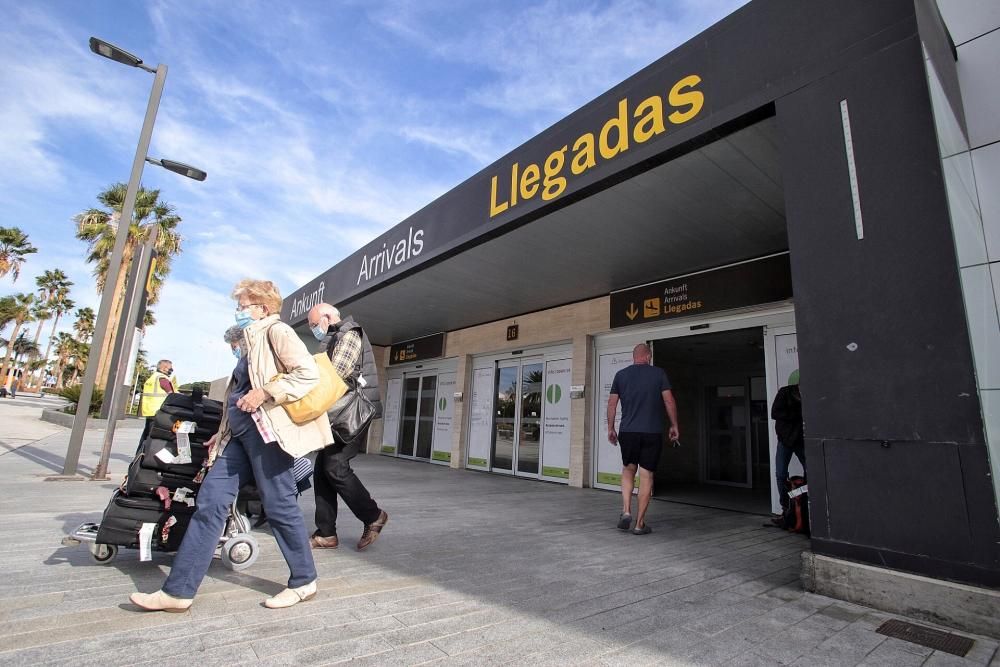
[139,279,236,383]
[0,7,146,192]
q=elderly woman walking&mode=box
[130,279,332,612]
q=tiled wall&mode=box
[932,0,1000,509]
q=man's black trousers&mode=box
[313,426,380,537]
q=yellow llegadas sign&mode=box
[489,74,705,218]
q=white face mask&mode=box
[310,318,327,341]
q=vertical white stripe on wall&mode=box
[840,99,865,241]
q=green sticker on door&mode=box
[546,384,562,404]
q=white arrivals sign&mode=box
[541,358,572,481]
[381,378,402,454]
[432,372,456,464]
[467,367,494,469]
[595,351,635,490]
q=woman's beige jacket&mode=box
[212,314,333,462]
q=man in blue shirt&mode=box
[607,343,679,534]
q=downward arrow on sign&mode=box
[626,304,639,320]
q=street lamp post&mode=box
[91,226,159,480]
[62,38,205,477]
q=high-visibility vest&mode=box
[140,371,177,417]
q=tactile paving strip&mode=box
[876,619,974,657]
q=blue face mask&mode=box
[310,322,327,341]
[235,308,254,329]
[232,347,242,360]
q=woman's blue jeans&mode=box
[162,427,316,599]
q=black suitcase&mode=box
[140,437,207,478]
[122,453,201,498]
[148,387,223,443]
[95,490,195,551]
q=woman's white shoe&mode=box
[129,590,193,613]
[264,580,317,609]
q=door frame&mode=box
[382,359,458,462]
[397,370,439,461]
[466,343,573,476]
[592,302,795,492]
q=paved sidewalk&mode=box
[0,401,996,666]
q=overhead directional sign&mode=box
[389,332,446,365]
[610,253,793,329]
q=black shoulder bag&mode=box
[326,325,377,446]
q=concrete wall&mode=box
[932,0,1000,521]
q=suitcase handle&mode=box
[191,386,204,425]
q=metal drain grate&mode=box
[876,619,974,657]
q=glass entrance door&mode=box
[492,363,517,473]
[491,358,543,477]
[517,362,542,476]
[399,374,438,460]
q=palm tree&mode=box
[67,338,90,386]
[75,183,183,387]
[35,269,74,369]
[25,301,51,390]
[0,226,38,282]
[53,332,76,389]
[73,307,96,343]
[0,295,17,333]
[0,293,34,388]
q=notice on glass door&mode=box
[381,378,402,454]
[467,367,493,468]
[541,358,572,480]
[432,372,456,463]
[595,351,634,489]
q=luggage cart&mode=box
[62,503,260,571]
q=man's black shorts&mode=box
[618,432,662,471]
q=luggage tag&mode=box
[161,516,177,545]
[154,447,177,464]
[173,421,197,465]
[138,522,156,561]
[787,485,809,499]
[357,374,367,388]
[172,487,196,507]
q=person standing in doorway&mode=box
[607,343,679,535]
[771,370,805,515]
[138,359,177,444]
[307,302,388,551]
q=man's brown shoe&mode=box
[310,534,339,549]
[357,510,388,551]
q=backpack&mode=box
[779,476,810,535]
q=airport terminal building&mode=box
[283,0,1000,615]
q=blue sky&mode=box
[1,0,746,382]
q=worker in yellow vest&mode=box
[139,359,177,444]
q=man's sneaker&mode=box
[617,513,632,530]
[310,534,339,549]
[357,510,388,551]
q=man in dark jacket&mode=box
[772,374,805,511]
[306,303,388,551]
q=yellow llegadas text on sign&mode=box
[489,74,704,218]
